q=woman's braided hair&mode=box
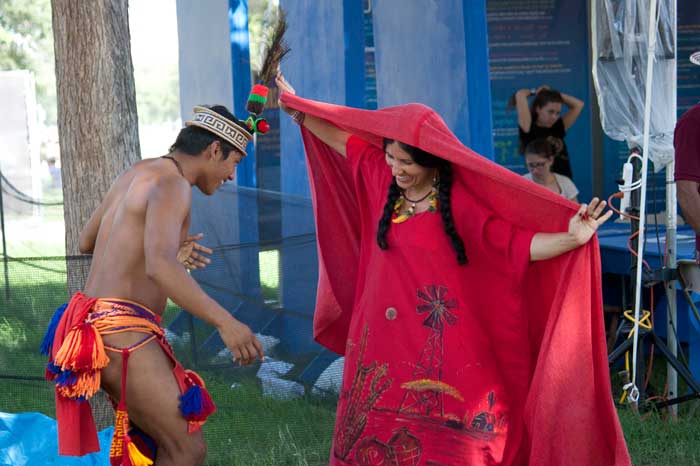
[376,139,467,265]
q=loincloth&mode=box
[41,292,215,464]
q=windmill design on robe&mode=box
[399,285,459,417]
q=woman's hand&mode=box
[568,198,613,246]
[177,233,213,270]
[275,71,296,115]
[530,198,612,261]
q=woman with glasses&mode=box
[509,85,584,180]
[523,138,579,202]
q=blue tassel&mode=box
[46,361,61,374]
[179,385,203,417]
[40,303,68,356]
[56,370,77,387]
[45,361,61,380]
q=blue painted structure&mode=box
[229,0,256,187]
[169,0,700,392]
[486,0,594,200]
[177,2,629,382]
[372,0,471,149]
[463,0,494,160]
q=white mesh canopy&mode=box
[591,0,676,170]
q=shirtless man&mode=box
[45,105,264,465]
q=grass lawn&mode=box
[618,407,700,465]
[2,229,700,465]
[0,255,336,465]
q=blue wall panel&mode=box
[371,0,472,147]
[229,0,256,187]
[277,1,361,351]
[463,0,494,159]
[486,0,594,200]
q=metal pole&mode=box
[665,0,679,415]
[627,0,660,405]
[665,167,678,414]
[629,157,645,404]
[0,172,10,300]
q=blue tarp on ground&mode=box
[0,412,111,465]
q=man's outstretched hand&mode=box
[218,317,265,366]
[177,233,213,270]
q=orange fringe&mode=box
[57,370,101,399]
[54,323,109,372]
[53,301,164,403]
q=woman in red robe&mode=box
[276,73,631,466]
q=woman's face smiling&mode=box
[385,141,434,193]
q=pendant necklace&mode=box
[162,155,185,178]
[393,186,438,224]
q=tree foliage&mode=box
[0,0,57,123]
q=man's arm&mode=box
[144,176,263,364]
[78,203,106,254]
[78,172,130,253]
[678,180,700,233]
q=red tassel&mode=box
[251,84,269,98]
[74,324,97,369]
[55,323,108,371]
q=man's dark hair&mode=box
[169,105,249,159]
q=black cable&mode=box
[0,171,63,206]
[1,186,63,206]
[4,255,69,274]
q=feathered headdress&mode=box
[245,8,291,135]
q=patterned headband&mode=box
[185,106,253,155]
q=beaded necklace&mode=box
[392,187,438,223]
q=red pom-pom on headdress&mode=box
[246,84,269,115]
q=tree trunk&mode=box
[51,0,141,429]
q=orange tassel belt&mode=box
[42,293,216,465]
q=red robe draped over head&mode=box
[281,93,631,466]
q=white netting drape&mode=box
[591,0,676,170]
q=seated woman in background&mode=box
[511,85,584,179]
[523,138,579,202]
